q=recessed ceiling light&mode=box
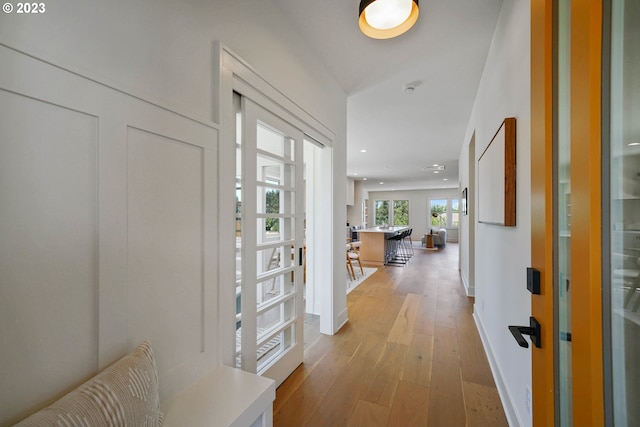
[443,178,448,181]
[363,178,368,180]
[628,142,640,146]
[379,182,384,184]
[433,171,439,174]
[360,149,368,153]
[433,164,439,167]
[353,173,358,176]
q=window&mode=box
[429,198,459,228]
[451,199,460,227]
[375,199,410,226]
[374,200,389,225]
[393,200,409,226]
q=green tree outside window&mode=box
[393,200,409,225]
[430,200,447,227]
[375,200,389,225]
[265,189,279,231]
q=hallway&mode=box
[273,243,508,426]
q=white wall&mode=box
[0,1,345,132]
[458,0,532,426]
[368,188,460,240]
[0,0,347,423]
[459,133,476,296]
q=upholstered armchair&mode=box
[432,228,447,248]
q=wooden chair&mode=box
[346,244,355,281]
[347,242,364,279]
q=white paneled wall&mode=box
[0,46,218,425]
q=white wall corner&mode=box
[335,308,349,334]
[461,271,475,296]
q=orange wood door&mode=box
[530,1,605,425]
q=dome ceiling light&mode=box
[359,0,420,39]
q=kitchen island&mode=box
[358,226,409,266]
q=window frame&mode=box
[429,197,460,228]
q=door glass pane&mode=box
[234,97,243,368]
[257,123,284,156]
[556,1,572,424]
[608,1,640,425]
[257,187,296,216]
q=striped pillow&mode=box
[16,341,163,426]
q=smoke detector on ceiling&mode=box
[404,81,421,93]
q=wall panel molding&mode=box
[0,43,219,425]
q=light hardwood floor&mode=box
[274,243,508,427]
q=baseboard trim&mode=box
[461,271,475,296]
[473,311,523,427]
[335,308,348,334]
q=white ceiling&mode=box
[270,0,504,191]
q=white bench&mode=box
[161,366,276,427]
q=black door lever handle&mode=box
[508,317,541,348]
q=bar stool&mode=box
[387,231,407,266]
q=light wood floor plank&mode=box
[387,380,430,427]
[435,307,457,329]
[414,296,436,336]
[387,293,421,345]
[456,309,496,387]
[427,355,466,427]
[361,342,408,407]
[273,244,507,427]
[305,355,370,427]
[348,400,390,427]
[401,333,433,387]
[463,381,509,427]
[432,323,460,363]
[273,350,351,426]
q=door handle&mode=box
[508,317,541,348]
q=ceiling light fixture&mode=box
[359,0,419,39]
[361,149,368,152]
[421,164,445,172]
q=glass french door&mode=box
[531,1,605,426]
[533,1,640,425]
[555,1,572,424]
[605,0,640,425]
[235,95,305,386]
